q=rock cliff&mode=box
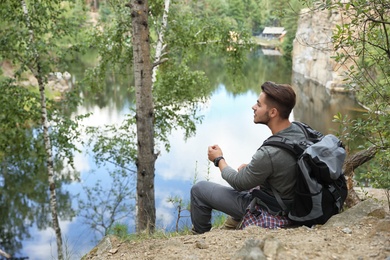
[292,7,351,92]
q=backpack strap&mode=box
[262,136,304,158]
[328,184,342,211]
[250,186,293,216]
[257,123,312,215]
[292,121,309,139]
[269,184,289,213]
[292,121,324,142]
[255,137,301,216]
[328,175,347,212]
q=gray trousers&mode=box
[190,180,252,233]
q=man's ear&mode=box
[269,107,278,118]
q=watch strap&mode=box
[214,156,224,167]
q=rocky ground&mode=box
[83,189,389,260]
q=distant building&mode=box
[261,48,283,56]
[262,27,287,41]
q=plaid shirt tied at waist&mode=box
[241,204,292,229]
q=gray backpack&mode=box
[258,122,348,226]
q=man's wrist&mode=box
[213,156,224,167]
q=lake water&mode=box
[7,53,361,259]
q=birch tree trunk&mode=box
[37,72,64,260]
[21,1,63,258]
[152,0,170,83]
[127,0,156,233]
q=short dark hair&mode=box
[261,81,296,119]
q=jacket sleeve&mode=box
[221,146,274,191]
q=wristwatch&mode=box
[214,156,224,167]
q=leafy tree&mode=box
[302,0,390,205]
[0,0,87,258]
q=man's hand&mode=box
[208,144,223,162]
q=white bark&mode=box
[21,1,63,259]
[0,248,11,259]
[152,0,170,83]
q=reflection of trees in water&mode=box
[0,88,75,257]
[243,52,292,92]
[0,129,74,257]
[190,47,292,95]
[291,71,362,135]
[68,48,292,115]
[66,53,136,114]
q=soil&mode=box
[83,189,390,260]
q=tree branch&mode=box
[343,146,378,175]
[367,18,390,25]
[343,146,378,208]
[152,57,168,68]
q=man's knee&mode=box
[191,180,209,198]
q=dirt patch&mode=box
[83,189,390,260]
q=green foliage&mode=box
[0,0,89,167]
[108,223,130,240]
[323,0,390,189]
[0,80,40,150]
[154,63,209,151]
[360,150,390,189]
[187,0,305,62]
[212,212,228,229]
[86,114,138,168]
[167,2,254,91]
[279,0,305,61]
[84,0,256,163]
[0,1,90,256]
[85,0,133,91]
[332,113,351,146]
[0,0,87,77]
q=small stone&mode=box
[108,248,118,254]
[342,228,352,234]
[233,238,266,260]
[263,236,284,259]
[195,239,209,249]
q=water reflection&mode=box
[0,128,74,259]
[291,72,362,134]
[194,47,292,95]
[0,74,78,259]
[68,52,135,113]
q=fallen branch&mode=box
[343,146,378,208]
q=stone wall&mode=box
[292,7,350,92]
